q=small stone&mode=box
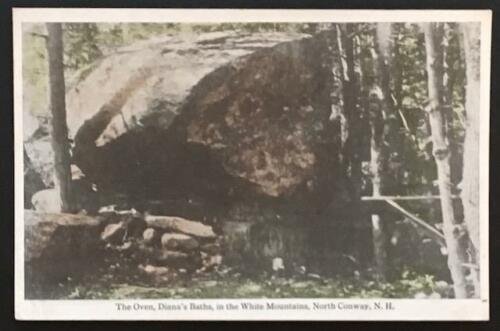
[157,250,189,263]
[101,222,126,244]
[161,233,199,251]
[143,228,158,245]
[414,292,427,299]
[31,189,62,213]
[304,105,314,113]
[241,283,261,293]
[208,254,222,266]
[201,254,222,270]
[200,280,218,287]
[116,241,132,251]
[98,205,116,214]
[291,281,310,289]
[428,292,441,299]
[200,243,220,254]
[307,273,321,280]
[139,264,169,276]
[272,257,284,271]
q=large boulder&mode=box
[177,32,340,198]
[24,210,103,263]
[67,31,311,146]
[24,210,105,295]
[30,179,99,214]
[69,30,345,213]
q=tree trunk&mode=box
[422,22,468,298]
[46,23,74,213]
[334,24,366,265]
[340,25,363,203]
[367,22,396,281]
[460,22,481,297]
[334,25,354,167]
[368,89,387,281]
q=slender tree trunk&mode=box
[461,22,481,297]
[351,32,367,209]
[334,25,364,210]
[367,22,397,281]
[369,129,387,281]
[335,25,354,165]
[46,23,74,213]
[422,22,468,298]
[334,24,366,268]
[339,24,363,202]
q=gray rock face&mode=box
[31,180,99,214]
[24,210,103,263]
[161,233,199,251]
[24,210,105,297]
[31,189,60,213]
[67,31,310,145]
[177,32,340,197]
[69,30,345,214]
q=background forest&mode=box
[23,22,481,299]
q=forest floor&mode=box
[29,267,451,300]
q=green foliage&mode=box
[63,23,103,71]
[21,22,321,120]
[34,269,449,299]
[22,24,49,117]
[22,22,469,199]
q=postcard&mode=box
[13,8,491,320]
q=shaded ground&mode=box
[29,266,451,300]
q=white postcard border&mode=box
[13,8,492,321]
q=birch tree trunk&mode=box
[337,24,362,203]
[461,22,481,296]
[367,22,396,281]
[369,116,387,281]
[422,22,468,298]
[333,24,367,272]
[46,23,75,213]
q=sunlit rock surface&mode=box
[68,30,343,209]
[66,31,311,145]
